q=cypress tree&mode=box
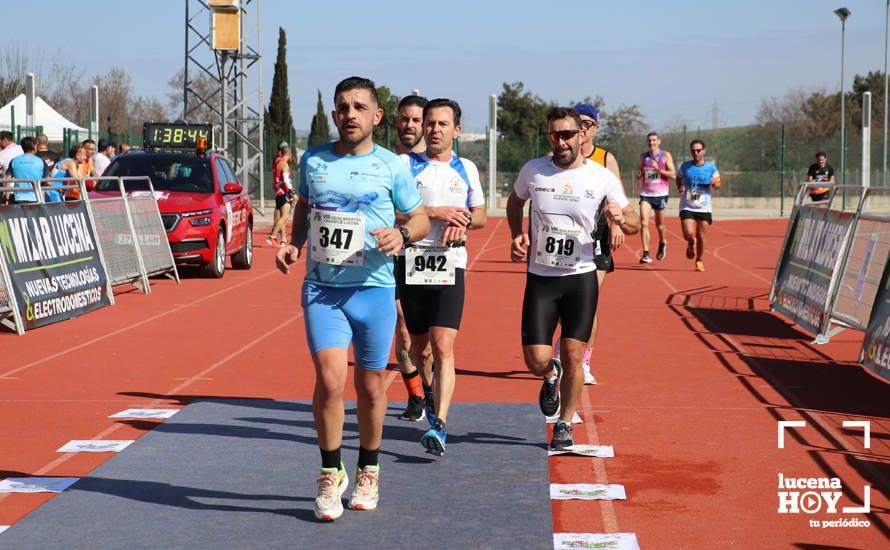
[308,89,331,148]
[265,27,294,141]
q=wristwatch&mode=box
[397,225,410,245]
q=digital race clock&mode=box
[143,122,213,150]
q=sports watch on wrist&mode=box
[397,225,410,245]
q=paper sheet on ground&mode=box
[546,411,583,424]
[550,483,626,500]
[0,478,79,493]
[57,440,134,452]
[109,409,179,419]
[553,532,640,550]
[548,444,614,457]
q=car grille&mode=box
[161,214,181,232]
[170,240,209,253]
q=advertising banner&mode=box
[772,206,855,335]
[0,202,111,331]
[860,257,890,382]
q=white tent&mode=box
[0,94,88,143]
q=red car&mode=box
[94,150,253,278]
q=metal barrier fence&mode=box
[770,183,890,347]
[0,175,177,333]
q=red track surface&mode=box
[2,217,888,548]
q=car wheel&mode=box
[232,223,253,269]
[204,228,226,278]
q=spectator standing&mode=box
[0,131,24,204]
[806,151,835,202]
[8,136,44,203]
[93,138,115,175]
[35,134,60,177]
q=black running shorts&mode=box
[679,210,713,224]
[395,255,465,334]
[521,270,599,346]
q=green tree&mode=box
[308,89,330,148]
[372,85,400,145]
[496,81,551,140]
[264,27,294,141]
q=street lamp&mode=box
[878,0,890,185]
[836,7,850,187]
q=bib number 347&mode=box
[310,209,365,266]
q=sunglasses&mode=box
[549,129,580,142]
[691,148,704,153]
[580,120,596,130]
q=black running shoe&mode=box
[639,252,653,264]
[400,395,425,422]
[550,421,574,451]
[539,358,562,417]
[656,241,667,261]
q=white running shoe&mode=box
[314,465,348,521]
[348,464,379,511]
[582,362,597,385]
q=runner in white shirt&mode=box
[393,95,430,422]
[506,107,639,451]
[397,98,487,455]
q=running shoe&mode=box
[639,252,653,264]
[539,358,562,417]
[685,240,696,259]
[266,236,274,245]
[400,395,426,422]
[424,390,436,426]
[550,421,575,451]
[656,241,667,261]
[582,362,596,385]
[314,463,348,521]
[421,419,447,456]
[695,260,705,272]
[348,464,380,511]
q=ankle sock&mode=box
[401,369,424,398]
[320,447,341,470]
[358,447,379,469]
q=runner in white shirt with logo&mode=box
[397,98,487,456]
[506,107,640,451]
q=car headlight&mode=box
[189,217,212,226]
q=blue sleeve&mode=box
[298,151,309,198]
[392,159,422,214]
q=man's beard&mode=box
[399,130,421,148]
[552,145,579,167]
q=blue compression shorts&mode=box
[301,281,396,371]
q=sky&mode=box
[4,0,888,133]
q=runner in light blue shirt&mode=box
[275,76,429,522]
[677,139,722,272]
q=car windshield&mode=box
[101,155,214,193]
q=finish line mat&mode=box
[0,400,551,549]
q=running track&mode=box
[1,216,888,548]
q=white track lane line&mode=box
[2,268,284,379]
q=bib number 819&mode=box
[414,254,447,272]
[318,227,353,249]
[545,236,574,256]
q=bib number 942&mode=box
[406,246,455,285]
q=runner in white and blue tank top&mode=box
[393,98,487,456]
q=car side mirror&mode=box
[223,182,243,194]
